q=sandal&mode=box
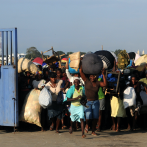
[96,128,101,132]
[82,135,86,138]
[91,132,98,136]
[69,127,73,134]
[55,130,61,133]
[50,125,54,131]
[62,125,67,129]
[85,127,88,133]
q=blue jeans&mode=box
[85,100,99,119]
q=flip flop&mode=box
[56,130,61,133]
[85,127,88,133]
[82,135,86,138]
[91,132,98,136]
[62,125,67,129]
[50,125,54,131]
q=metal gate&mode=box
[0,28,18,127]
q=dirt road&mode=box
[0,128,147,147]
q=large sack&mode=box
[123,87,136,109]
[19,89,42,127]
[94,50,115,69]
[32,80,46,89]
[118,50,129,69]
[68,58,79,74]
[111,52,118,62]
[135,54,147,66]
[69,52,80,71]
[39,87,52,109]
[134,53,140,63]
[82,53,103,75]
[18,58,39,74]
[140,91,147,106]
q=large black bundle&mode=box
[128,52,135,60]
[94,50,115,69]
[82,53,103,75]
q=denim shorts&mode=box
[85,100,99,119]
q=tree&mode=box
[114,49,122,56]
[80,52,86,55]
[25,47,42,59]
[66,52,73,56]
[56,51,65,56]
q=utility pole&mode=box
[102,45,103,50]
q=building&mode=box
[0,53,26,65]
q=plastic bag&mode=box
[39,87,52,109]
[69,52,80,71]
[123,87,136,109]
[19,89,42,127]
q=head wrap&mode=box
[36,70,43,75]
[73,77,80,82]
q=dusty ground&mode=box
[0,127,147,147]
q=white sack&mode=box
[39,87,52,109]
[123,87,136,109]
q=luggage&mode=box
[118,50,129,69]
[135,54,147,66]
[82,53,103,75]
[68,58,79,74]
[39,87,52,109]
[134,53,140,63]
[94,50,115,69]
[123,87,136,109]
[69,52,80,71]
[19,89,42,127]
[18,58,39,74]
[140,91,147,106]
[32,80,46,89]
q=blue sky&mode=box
[0,0,147,55]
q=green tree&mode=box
[25,47,42,59]
[80,52,86,55]
[66,52,73,56]
[114,49,122,56]
[56,51,65,56]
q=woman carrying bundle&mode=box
[66,77,86,138]
[45,72,64,133]
[79,65,107,136]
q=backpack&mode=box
[118,50,129,69]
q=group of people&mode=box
[18,57,147,138]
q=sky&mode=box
[0,0,147,55]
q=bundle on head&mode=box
[82,53,103,75]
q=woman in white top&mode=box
[45,72,64,133]
[66,57,84,86]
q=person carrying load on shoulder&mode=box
[45,72,64,133]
